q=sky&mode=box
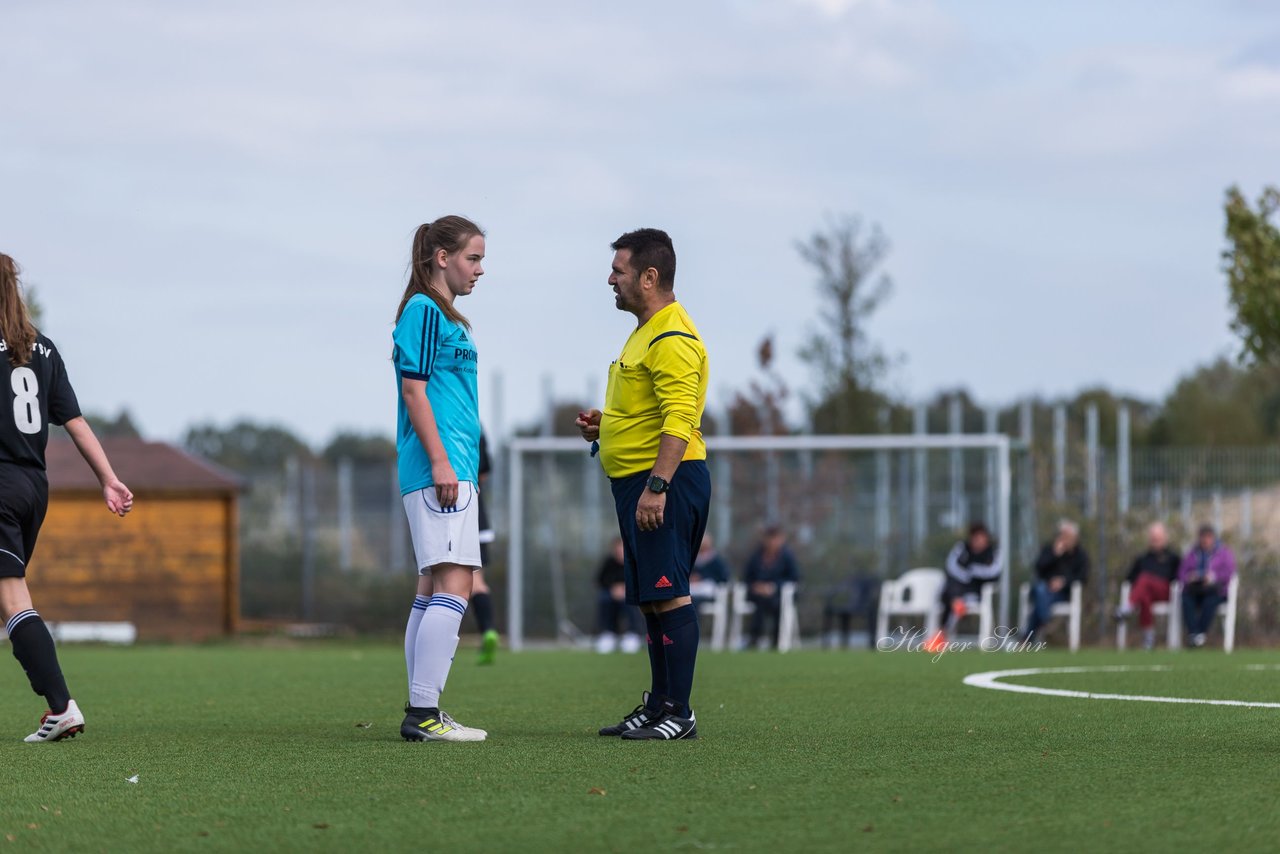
[3,0,1279,445]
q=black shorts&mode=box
[610,460,710,606]
[0,464,48,578]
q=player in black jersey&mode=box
[0,254,133,742]
[472,431,500,664]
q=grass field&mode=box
[1,641,1278,852]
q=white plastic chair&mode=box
[1018,580,1083,652]
[1116,580,1181,650]
[1174,575,1238,653]
[875,568,945,644]
[950,582,997,644]
[728,581,800,652]
[1223,574,1239,653]
[691,581,730,652]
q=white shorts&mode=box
[402,481,482,574]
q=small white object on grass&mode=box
[126,775,139,784]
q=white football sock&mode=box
[410,593,467,709]
[404,595,430,696]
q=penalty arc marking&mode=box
[963,665,1280,709]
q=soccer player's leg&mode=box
[472,568,499,665]
[1,484,82,744]
[400,484,486,742]
[473,493,500,664]
[622,461,709,741]
[599,473,664,736]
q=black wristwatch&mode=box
[647,475,670,494]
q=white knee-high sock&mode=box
[410,593,467,709]
[404,595,430,696]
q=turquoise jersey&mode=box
[392,294,479,494]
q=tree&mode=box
[322,431,396,465]
[727,335,790,436]
[184,421,311,472]
[796,214,895,433]
[1223,185,1280,362]
[25,286,43,327]
[1147,357,1280,446]
[84,409,143,439]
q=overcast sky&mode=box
[3,0,1278,444]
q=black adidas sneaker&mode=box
[621,700,698,741]
[598,691,661,736]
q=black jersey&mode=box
[0,333,81,472]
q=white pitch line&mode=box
[963,665,1280,709]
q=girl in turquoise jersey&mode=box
[392,216,488,742]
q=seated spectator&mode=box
[743,525,801,650]
[1023,519,1089,643]
[1115,522,1180,649]
[1179,524,1236,648]
[595,538,642,654]
[822,575,879,649]
[939,521,1002,634]
[690,533,730,606]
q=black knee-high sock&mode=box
[657,604,699,718]
[643,612,667,709]
[471,591,494,634]
[7,610,71,713]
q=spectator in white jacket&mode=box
[940,522,1002,633]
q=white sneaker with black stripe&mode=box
[621,702,698,741]
[24,700,85,743]
[598,691,660,736]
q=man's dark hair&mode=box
[968,521,990,539]
[611,228,676,291]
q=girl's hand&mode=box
[432,459,459,509]
[104,479,134,517]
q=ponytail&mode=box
[0,254,37,367]
[396,215,484,329]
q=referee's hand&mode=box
[636,491,666,532]
[575,409,601,442]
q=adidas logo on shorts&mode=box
[655,576,673,589]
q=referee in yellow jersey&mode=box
[576,228,710,741]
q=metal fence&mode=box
[231,424,1280,645]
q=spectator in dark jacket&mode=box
[1024,519,1089,642]
[940,522,1002,634]
[743,525,800,649]
[690,533,730,607]
[595,538,642,654]
[1179,524,1236,648]
[1115,522,1181,649]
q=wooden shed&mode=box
[27,439,242,641]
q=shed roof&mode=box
[47,438,242,494]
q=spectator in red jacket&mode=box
[1115,522,1181,649]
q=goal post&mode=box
[505,433,1014,651]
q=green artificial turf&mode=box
[0,642,1278,852]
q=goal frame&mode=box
[505,433,1013,650]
